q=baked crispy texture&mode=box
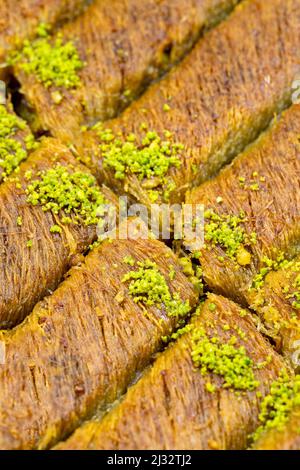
[0,0,89,63]
[0,138,102,328]
[247,256,300,365]
[253,408,300,450]
[186,105,300,304]
[14,0,239,141]
[76,0,300,205]
[56,294,285,450]
[0,237,198,449]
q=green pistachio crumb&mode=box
[252,373,300,443]
[50,224,62,234]
[206,382,216,393]
[192,251,202,260]
[0,105,35,178]
[147,190,159,203]
[26,134,37,150]
[234,326,246,340]
[251,253,290,290]
[203,209,256,264]
[16,216,22,226]
[281,261,300,310]
[98,127,183,201]
[26,239,33,248]
[169,265,176,280]
[191,327,259,392]
[222,324,231,331]
[122,259,190,319]
[163,130,172,139]
[192,164,198,174]
[163,323,193,343]
[36,23,50,38]
[26,164,107,227]
[61,216,72,225]
[123,255,135,266]
[0,106,26,138]
[88,239,102,251]
[178,257,194,277]
[24,170,33,180]
[239,172,265,192]
[250,183,260,191]
[11,27,83,90]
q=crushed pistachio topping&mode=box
[281,261,300,310]
[0,105,36,178]
[0,106,27,139]
[0,106,26,138]
[239,309,248,317]
[24,170,33,180]
[179,257,194,277]
[252,373,300,443]
[123,255,135,266]
[50,224,62,234]
[162,323,194,343]
[88,239,102,252]
[251,253,290,290]
[191,327,259,392]
[122,259,191,318]
[26,164,107,227]
[206,382,216,393]
[168,265,176,280]
[251,256,300,321]
[11,24,83,90]
[239,172,266,191]
[287,275,300,309]
[204,209,256,264]
[178,256,203,293]
[96,127,184,201]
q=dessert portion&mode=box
[56,294,285,450]
[187,105,300,305]
[0,0,299,452]
[247,255,300,366]
[0,138,112,328]
[252,374,300,450]
[11,0,239,141]
[0,0,89,63]
[0,234,199,449]
[76,0,300,205]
